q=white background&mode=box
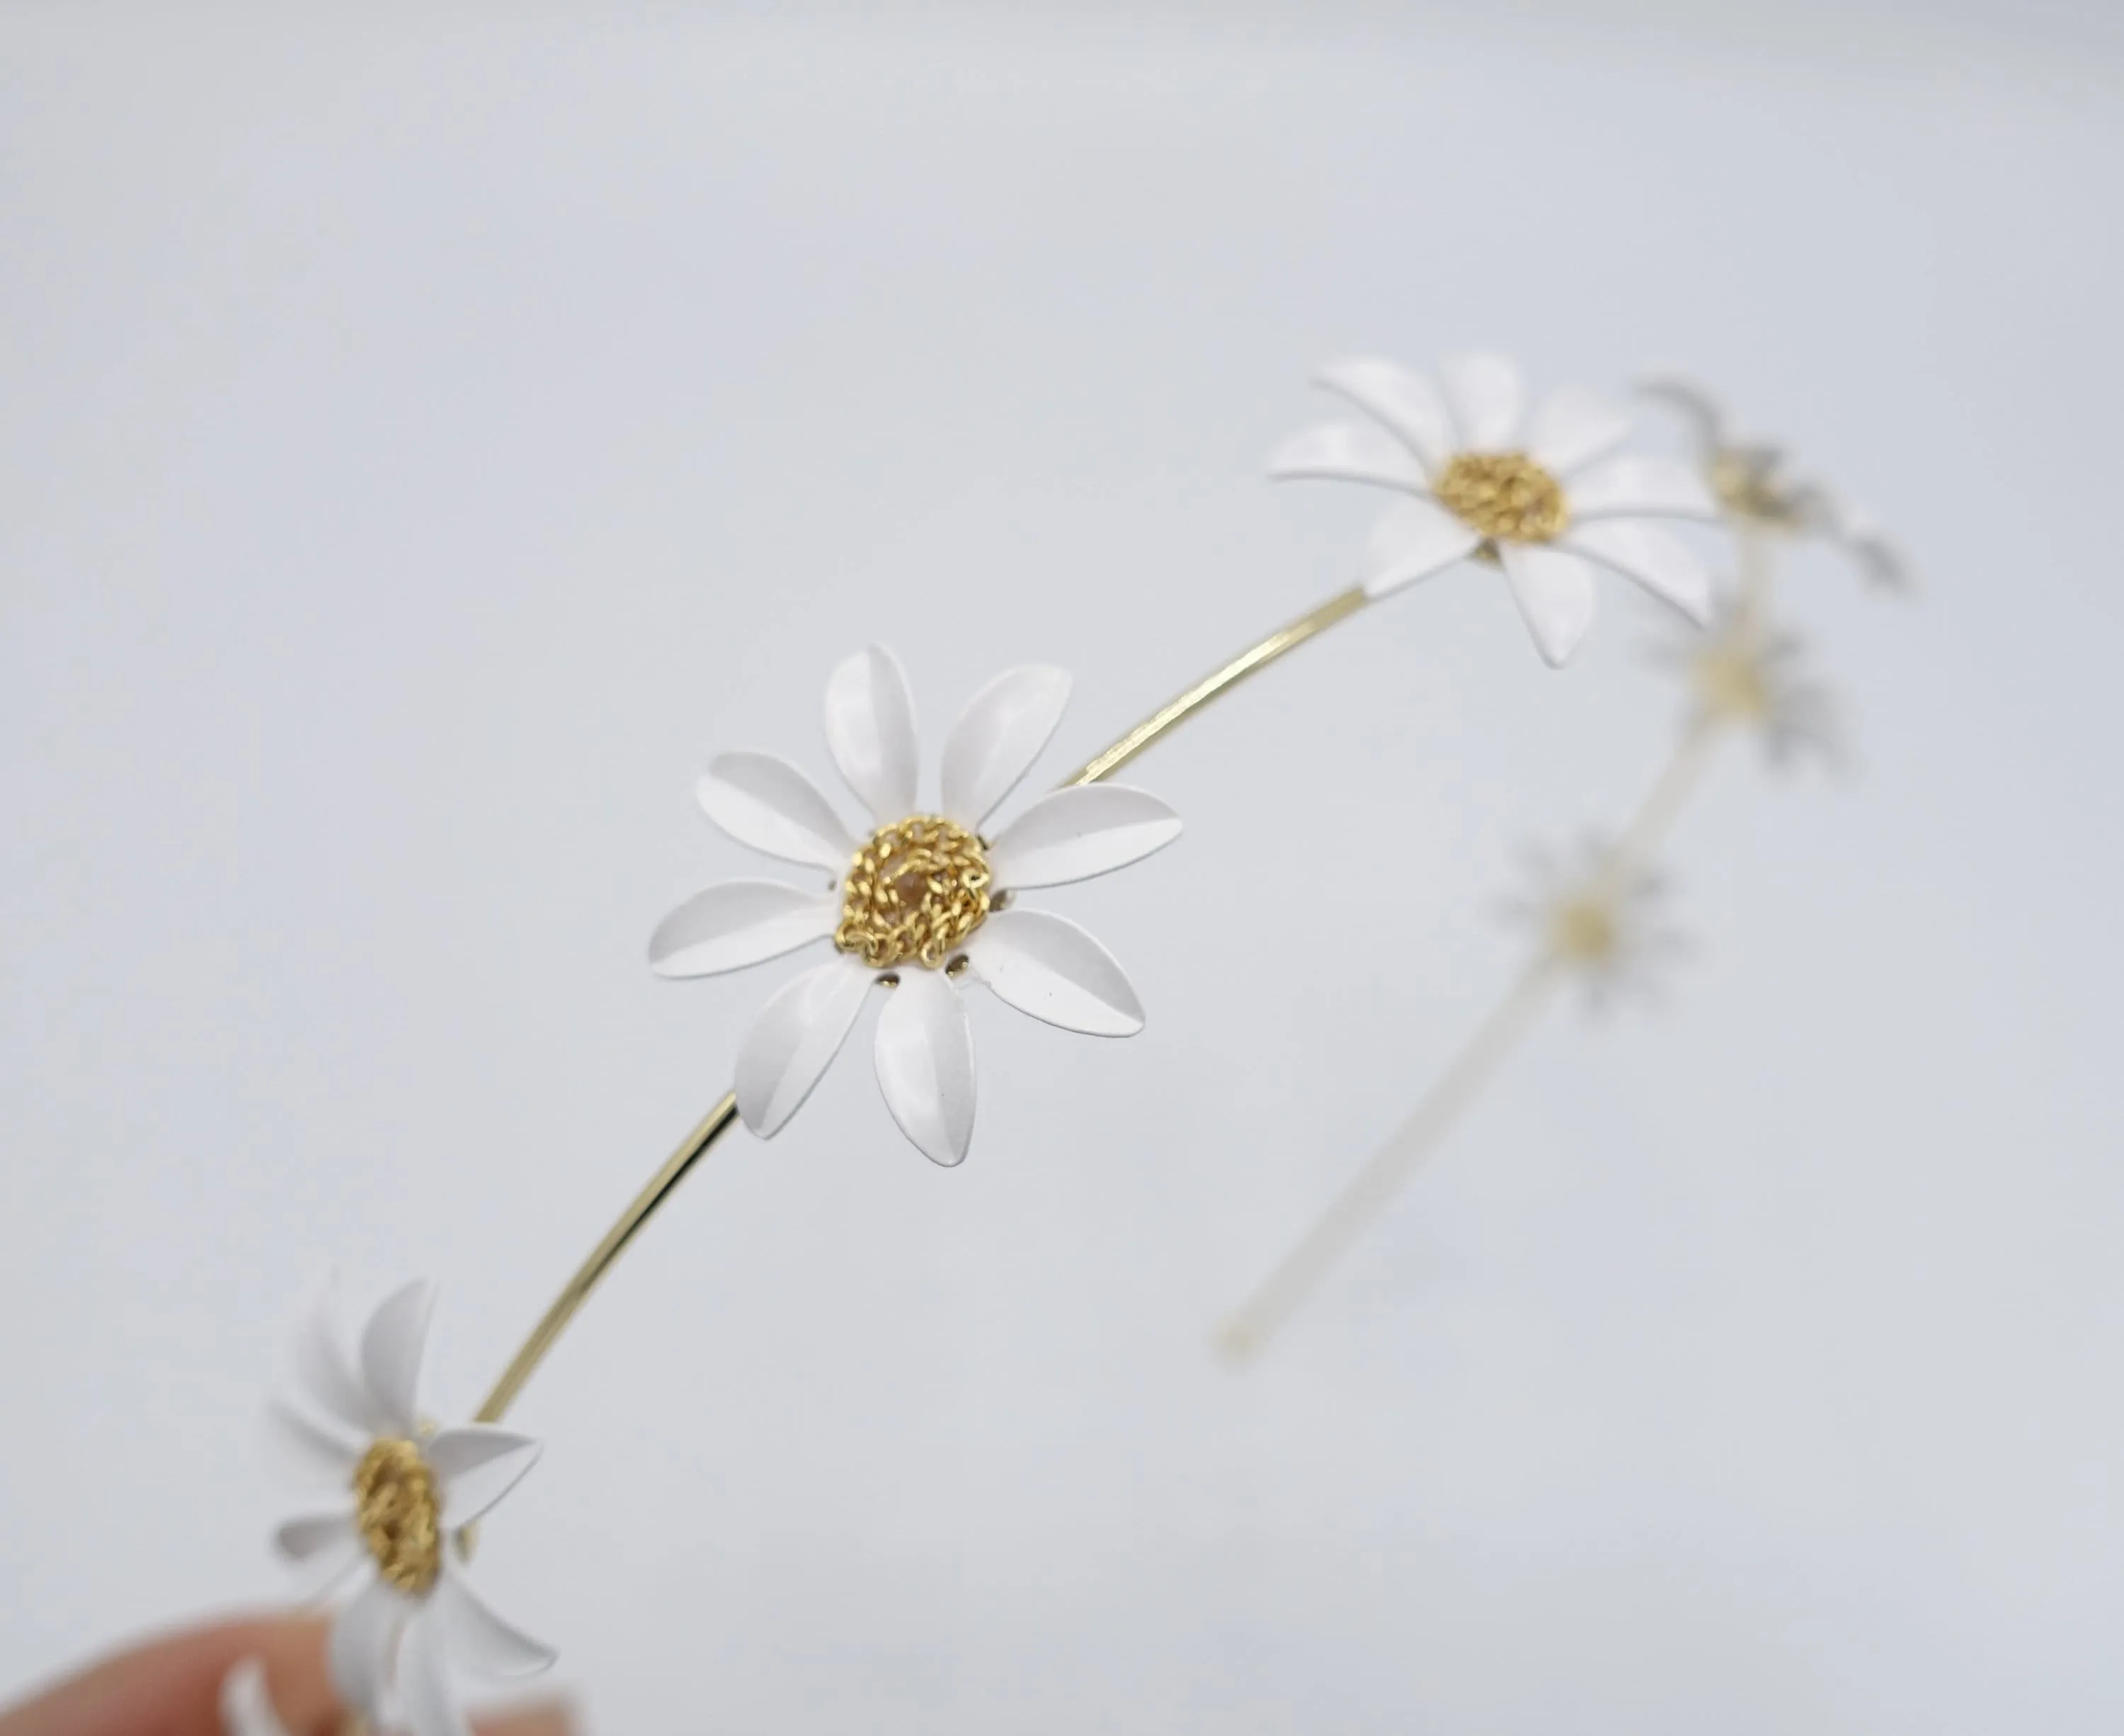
[4,4,2122,1730]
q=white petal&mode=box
[274,1507,356,1562]
[938,666,1070,828]
[432,1574,556,1678]
[329,1577,408,1718]
[359,1279,434,1439]
[1314,356,1454,473]
[1267,422,1426,491]
[734,954,874,1136]
[1441,351,1525,450]
[221,1660,293,1736]
[1563,519,1713,624]
[962,909,1145,1037]
[696,753,860,870]
[427,1426,542,1529]
[823,645,919,823]
[647,881,838,978]
[1527,386,1633,475]
[291,1277,380,1436]
[872,969,976,1167]
[986,785,1182,890]
[1362,497,1482,598]
[397,1609,471,1736]
[266,1396,365,1483]
[1567,455,1717,520]
[1500,544,1599,667]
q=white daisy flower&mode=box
[1502,837,1691,1011]
[1650,597,1842,769]
[268,1280,554,1736]
[1272,351,1719,666]
[1638,375,1908,588]
[649,646,1182,1166]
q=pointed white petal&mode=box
[292,1277,381,1436]
[963,910,1145,1037]
[274,1507,356,1562]
[647,881,838,978]
[221,1660,293,1736]
[266,1396,365,1483]
[359,1280,434,1439]
[939,666,1070,828]
[1361,497,1482,599]
[1567,455,1717,520]
[696,753,860,870]
[433,1574,557,1678]
[1442,351,1525,450]
[1267,422,1426,491]
[1527,386,1633,475]
[397,1609,471,1736]
[1500,545,1599,668]
[734,954,874,1136]
[428,1426,542,1529]
[873,969,976,1167]
[1314,356,1454,472]
[823,645,920,823]
[986,785,1181,890]
[1563,519,1713,625]
[328,1577,408,1719]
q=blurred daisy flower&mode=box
[1639,376,1907,588]
[649,646,1182,1167]
[269,1280,554,1736]
[1650,597,1842,769]
[1503,838,1691,1012]
[1272,351,1719,666]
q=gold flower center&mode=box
[1693,646,1771,721]
[1434,452,1569,544]
[1550,896,1618,964]
[353,1438,442,1594]
[835,816,991,971]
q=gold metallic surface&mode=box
[1548,896,1619,964]
[1432,452,1568,544]
[835,816,991,969]
[353,1438,442,1594]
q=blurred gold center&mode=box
[836,816,990,971]
[1435,452,1569,543]
[1550,896,1618,964]
[353,1438,442,1594]
[1694,646,1771,721]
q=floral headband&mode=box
[223,353,1900,1736]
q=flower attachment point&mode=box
[1432,451,1570,545]
[352,1437,442,1594]
[836,816,991,969]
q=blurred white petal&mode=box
[433,1573,556,1678]
[1314,356,1454,472]
[428,1426,542,1529]
[1267,422,1425,491]
[1565,519,1713,624]
[220,1660,292,1736]
[1361,497,1481,598]
[328,1577,409,1719]
[398,1609,471,1736]
[358,1279,435,1439]
[291,1277,381,1437]
[1442,351,1525,450]
[1500,545,1599,667]
[273,1508,355,1563]
[1527,386,1633,475]
[1568,455,1717,520]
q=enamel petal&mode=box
[734,954,874,1136]
[648,881,838,978]
[1567,455,1717,520]
[328,1577,408,1718]
[396,1609,471,1736]
[1527,386,1633,475]
[1314,357,1454,473]
[359,1279,435,1439]
[274,1508,356,1562]
[823,645,920,823]
[873,969,976,1167]
[1362,497,1482,599]
[1267,422,1426,491]
[292,1278,381,1437]
[1500,544,1600,668]
[1564,519,1713,624]
[433,1575,557,1678]
[428,1426,542,1529]
[939,666,1070,828]
[266,1396,365,1483]
[985,785,1182,890]
[220,1660,293,1736]
[697,753,860,870]
[1441,351,1525,451]
[963,909,1145,1037]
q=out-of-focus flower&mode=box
[1272,351,1719,666]
[1638,376,1907,588]
[649,647,1182,1167]
[1650,598,1842,769]
[219,1660,290,1736]
[269,1280,554,1736]
[1502,838,1690,1011]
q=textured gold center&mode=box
[1434,452,1569,543]
[353,1438,442,1594]
[1551,896,1618,964]
[835,816,990,970]
[1708,452,1801,526]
